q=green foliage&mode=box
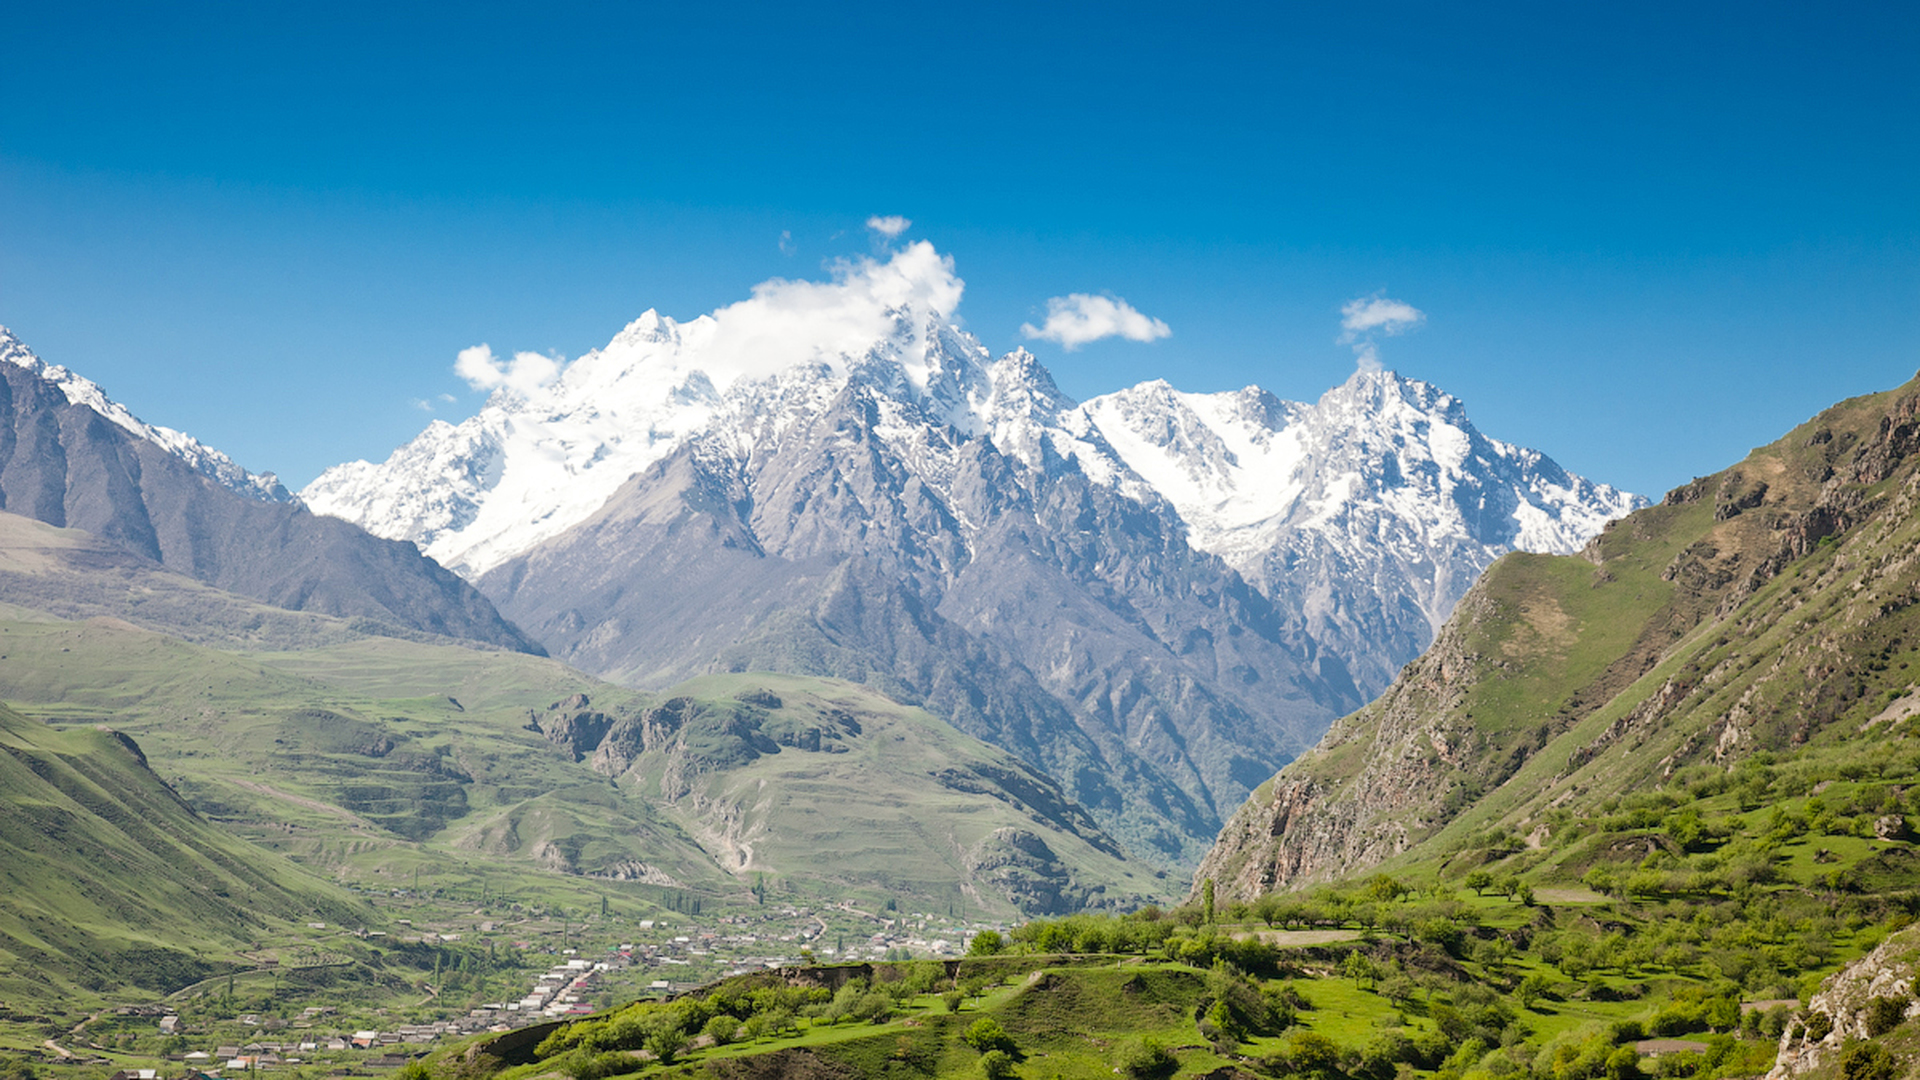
[978,1048,1018,1079]
[969,929,1006,955]
[1115,1036,1177,1079]
[1839,1041,1898,1080]
[964,1016,1017,1055]
[1865,994,1909,1037]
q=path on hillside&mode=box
[230,778,378,830]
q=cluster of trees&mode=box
[531,963,1007,1078]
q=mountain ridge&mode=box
[0,327,544,653]
[1196,368,1920,899]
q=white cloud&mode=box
[696,240,965,388]
[778,229,795,256]
[455,344,564,398]
[1337,294,1425,373]
[1020,294,1171,351]
[865,215,911,240]
[1340,295,1425,337]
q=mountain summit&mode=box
[304,244,1641,864]
[1080,370,1643,694]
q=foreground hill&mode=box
[0,703,361,1002]
[1200,371,1920,899]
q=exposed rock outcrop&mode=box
[1768,925,1920,1080]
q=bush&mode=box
[1839,1042,1897,1080]
[969,930,1006,956]
[1289,1030,1341,1075]
[965,1017,1017,1055]
[979,1049,1018,1079]
[1603,1046,1642,1080]
[1117,1036,1178,1079]
[1865,995,1909,1037]
[701,1014,740,1045]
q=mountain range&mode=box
[300,244,1641,863]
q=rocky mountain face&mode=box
[1081,375,1642,695]
[1197,372,1920,900]
[0,326,541,653]
[303,245,1638,866]
[1768,924,1920,1080]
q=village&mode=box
[16,896,1000,1076]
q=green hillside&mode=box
[0,704,362,1003]
[0,601,1159,921]
[1200,374,1920,903]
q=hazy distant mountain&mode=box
[0,326,541,653]
[304,245,1640,864]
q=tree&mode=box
[979,1049,1017,1079]
[1604,1046,1642,1080]
[1203,878,1217,924]
[1465,870,1494,896]
[968,930,1005,956]
[965,1017,1017,1055]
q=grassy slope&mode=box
[0,602,1161,922]
[0,704,361,1004]
[1203,376,1920,897]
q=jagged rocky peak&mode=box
[0,325,295,503]
[302,242,1045,576]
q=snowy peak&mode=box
[1077,365,1643,687]
[304,244,1022,576]
[1081,366,1641,575]
[0,325,294,504]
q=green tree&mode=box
[1465,870,1494,896]
[979,1049,1018,1079]
[965,1017,1017,1055]
[968,930,1005,956]
[1203,878,1217,924]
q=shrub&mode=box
[1839,1042,1897,1080]
[979,1049,1018,1079]
[1116,1037,1177,1079]
[701,1014,739,1045]
[1865,995,1909,1037]
[1290,1030,1341,1075]
[964,1017,1017,1055]
[969,930,1006,956]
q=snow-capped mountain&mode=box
[1077,374,1645,693]
[303,242,1642,865]
[0,326,294,503]
[306,245,1135,577]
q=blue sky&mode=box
[1,1,1915,495]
